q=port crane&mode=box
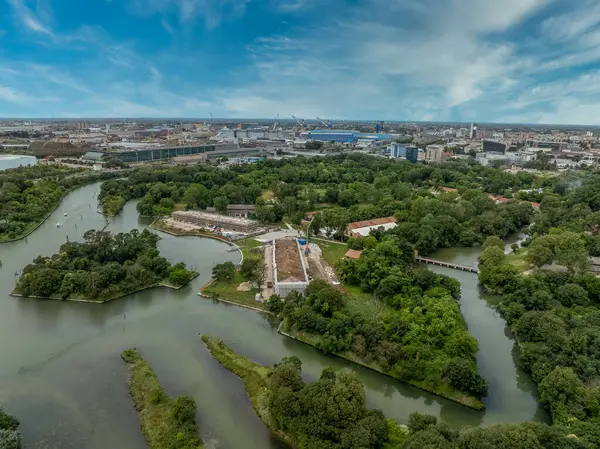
[316,117,332,129]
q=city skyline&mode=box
[1,0,599,124]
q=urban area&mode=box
[2,117,600,449]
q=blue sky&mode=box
[1,0,600,123]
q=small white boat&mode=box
[64,213,68,216]
[55,222,61,227]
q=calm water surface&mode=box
[0,184,546,448]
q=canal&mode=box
[0,183,547,449]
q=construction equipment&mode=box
[317,117,332,129]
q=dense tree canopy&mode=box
[478,237,600,425]
[278,252,487,404]
[402,412,598,448]
[0,164,119,241]
[15,229,196,301]
[97,155,540,254]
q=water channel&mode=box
[0,183,548,449]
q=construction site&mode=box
[272,238,310,296]
[260,237,340,301]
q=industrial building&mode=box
[308,130,394,144]
[482,140,508,153]
[172,210,260,233]
[0,155,37,171]
[107,144,217,163]
[273,238,310,296]
[346,217,397,237]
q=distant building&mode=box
[470,123,477,139]
[425,145,444,163]
[308,130,358,143]
[406,146,419,163]
[346,217,397,237]
[482,140,508,154]
[390,143,406,158]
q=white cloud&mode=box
[8,0,54,36]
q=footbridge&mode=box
[416,257,479,273]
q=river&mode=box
[0,183,547,449]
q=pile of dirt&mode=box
[237,282,251,292]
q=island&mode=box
[11,229,197,302]
[121,349,204,449]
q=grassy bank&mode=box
[278,326,484,410]
[199,336,291,444]
[200,237,266,310]
[121,349,205,449]
[200,272,265,310]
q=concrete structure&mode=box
[206,204,255,218]
[0,155,37,171]
[272,238,310,296]
[108,144,217,163]
[425,145,444,163]
[172,210,260,233]
[346,217,397,237]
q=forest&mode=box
[0,406,21,449]
[14,229,196,301]
[0,164,119,241]
[479,237,600,426]
[271,238,487,409]
[201,335,407,449]
[98,155,542,254]
[202,335,599,449]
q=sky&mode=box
[1,0,600,124]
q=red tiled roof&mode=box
[346,216,397,230]
[442,187,458,193]
[530,202,541,209]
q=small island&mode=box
[122,348,204,449]
[11,229,197,302]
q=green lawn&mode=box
[343,285,386,320]
[202,271,266,310]
[313,239,348,267]
[236,238,263,260]
[506,247,531,272]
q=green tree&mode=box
[525,238,554,269]
[482,236,504,252]
[555,232,590,274]
[212,262,236,281]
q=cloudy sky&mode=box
[1,0,599,123]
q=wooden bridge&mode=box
[416,257,479,273]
